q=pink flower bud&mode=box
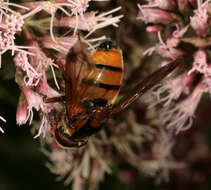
[165,25,188,48]
[55,6,123,34]
[190,1,208,36]
[36,74,61,98]
[156,45,183,59]
[16,93,28,125]
[137,5,177,25]
[21,85,45,112]
[188,49,207,75]
[41,36,78,55]
[161,80,205,134]
[14,52,42,87]
[166,38,180,48]
[55,13,93,30]
[150,69,195,108]
[172,25,189,38]
[146,25,163,32]
[145,0,176,9]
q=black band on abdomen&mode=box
[83,79,120,90]
[95,64,123,72]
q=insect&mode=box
[45,39,181,148]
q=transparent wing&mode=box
[111,60,182,115]
[65,41,96,118]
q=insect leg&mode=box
[54,114,88,148]
[44,96,65,103]
[50,111,62,135]
[111,59,182,115]
[51,113,86,148]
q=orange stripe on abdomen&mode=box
[89,68,123,87]
[79,48,124,104]
[92,49,123,69]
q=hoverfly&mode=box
[45,39,181,148]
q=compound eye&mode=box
[98,40,112,51]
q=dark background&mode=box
[1,0,211,189]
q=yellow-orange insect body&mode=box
[53,40,124,148]
[45,39,181,148]
[86,47,124,104]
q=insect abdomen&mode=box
[82,49,124,104]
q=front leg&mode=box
[44,96,65,103]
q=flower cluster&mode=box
[41,110,160,189]
[137,0,211,134]
[3,0,211,188]
[9,0,122,136]
[0,0,163,189]
[0,0,41,133]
